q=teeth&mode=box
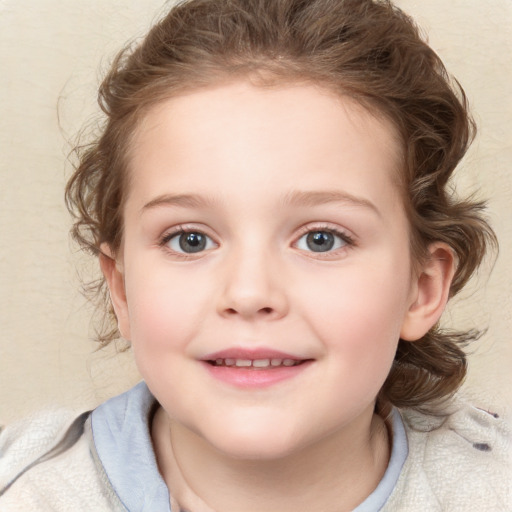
[211,358,301,368]
[253,359,270,368]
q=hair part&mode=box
[65,0,497,411]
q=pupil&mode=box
[306,231,334,252]
[180,232,206,253]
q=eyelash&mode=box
[293,224,355,255]
[158,224,355,258]
[159,225,217,259]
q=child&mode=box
[0,0,510,510]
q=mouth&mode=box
[200,349,313,388]
[206,358,305,369]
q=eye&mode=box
[295,229,350,253]
[164,231,216,254]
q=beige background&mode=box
[0,0,511,424]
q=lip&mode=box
[202,348,305,361]
[200,348,314,389]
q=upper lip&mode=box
[201,348,308,362]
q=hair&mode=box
[66,0,496,411]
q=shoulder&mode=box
[384,398,511,511]
[0,408,76,486]
[0,409,125,511]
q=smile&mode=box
[201,350,313,388]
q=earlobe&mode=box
[99,244,131,340]
[400,243,455,341]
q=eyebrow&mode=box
[281,190,381,216]
[142,193,216,212]
[141,190,380,216]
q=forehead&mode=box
[126,81,403,213]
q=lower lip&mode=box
[202,361,312,388]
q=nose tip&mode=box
[217,254,288,321]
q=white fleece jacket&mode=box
[0,392,510,511]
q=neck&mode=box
[152,406,390,512]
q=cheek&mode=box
[124,275,204,392]
[309,261,409,317]
[300,259,411,364]
[124,267,209,353]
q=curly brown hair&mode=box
[65,0,496,411]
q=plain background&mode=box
[0,0,511,424]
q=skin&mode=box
[101,81,454,511]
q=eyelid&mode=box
[292,223,356,254]
[159,224,219,257]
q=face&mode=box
[108,81,422,460]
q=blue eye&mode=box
[165,231,215,254]
[296,230,348,253]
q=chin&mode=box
[202,421,306,461]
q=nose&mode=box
[216,247,289,321]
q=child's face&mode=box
[108,81,421,459]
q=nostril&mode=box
[225,307,273,315]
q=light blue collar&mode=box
[92,381,171,512]
[353,408,408,511]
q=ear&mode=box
[99,244,131,340]
[400,243,455,341]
